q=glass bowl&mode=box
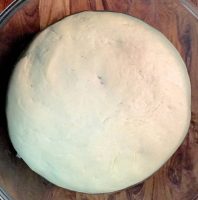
[0,1,198,200]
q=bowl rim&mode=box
[0,0,198,29]
[0,0,28,28]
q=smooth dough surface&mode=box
[7,11,191,193]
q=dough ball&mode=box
[6,11,191,193]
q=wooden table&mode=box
[0,0,198,200]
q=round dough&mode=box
[6,11,191,193]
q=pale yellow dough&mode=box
[6,11,191,193]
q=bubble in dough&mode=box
[6,11,191,194]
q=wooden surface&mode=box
[0,0,198,200]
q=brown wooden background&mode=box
[0,0,198,200]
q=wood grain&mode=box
[0,0,198,200]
